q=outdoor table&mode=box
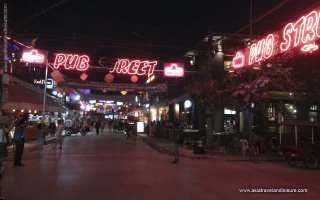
[210,131,230,152]
[183,129,199,145]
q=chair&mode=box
[239,139,249,156]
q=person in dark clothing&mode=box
[14,119,27,167]
[95,119,101,135]
[172,130,182,164]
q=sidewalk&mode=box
[24,135,57,152]
[138,134,269,162]
[23,133,268,162]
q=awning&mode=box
[279,120,320,127]
[2,81,67,113]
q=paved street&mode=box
[1,130,320,200]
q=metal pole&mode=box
[42,63,48,120]
[250,0,253,40]
[312,127,314,144]
[0,2,8,199]
[39,63,49,158]
[295,125,297,146]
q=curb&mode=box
[141,137,270,161]
[27,137,56,152]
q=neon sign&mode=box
[33,78,53,89]
[280,10,320,52]
[232,52,245,68]
[164,63,184,77]
[301,43,319,52]
[248,34,275,65]
[110,59,157,76]
[233,7,320,68]
[53,53,90,71]
[21,48,48,65]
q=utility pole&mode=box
[206,30,214,140]
[1,2,8,199]
[205,30,225,150]
[1,1,8,106]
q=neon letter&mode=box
[77,55,90,71]
[302,11,318,43]
[65,54,79,69]
[147,61,157,76]
[53,54,66,69]
[128,60,140,75]
[264,34,274,59]
[280,23,294,52]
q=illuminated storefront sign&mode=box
[33,78,54,89]
[233,7,320,68]
[21,48,48,65]
[53,53,90,71]
[164,63,185,77]
[110,59,157,76]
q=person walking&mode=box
[0,125,8,159]
[53,120,64,149]
[172,129,182,164]
[95,119,101,135]
[100,119,106,133]
[37,122,45,159]
[13,119,27,167]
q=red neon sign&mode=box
[280,10,320,52]
[233,7,320,68]
[232,52,245,68]
[164,63,184,77]
[53,53,90,71]
[301,43,319,52]
[110,59,157,76]
[21,48,48,65]
[248,34,275,65]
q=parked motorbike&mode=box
[65,126,87,136]
[286,141,320,169]
[267,136,298,163]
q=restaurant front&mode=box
[231,4,320,144]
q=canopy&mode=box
[278,120,320,146]
[279,120,320,127]
[2,81,66,113]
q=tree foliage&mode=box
[227,65,295,108]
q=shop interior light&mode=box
[12,109,15,112]
[74,94,80,101]
[184,100,192,108]
[21,110,24,112]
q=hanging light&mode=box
[121,90,127,95]
[131,75,138,83]
[80,72,88,81]
[105,73,114,83]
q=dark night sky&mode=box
[8,0,287,61]
[4,0,320,97]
